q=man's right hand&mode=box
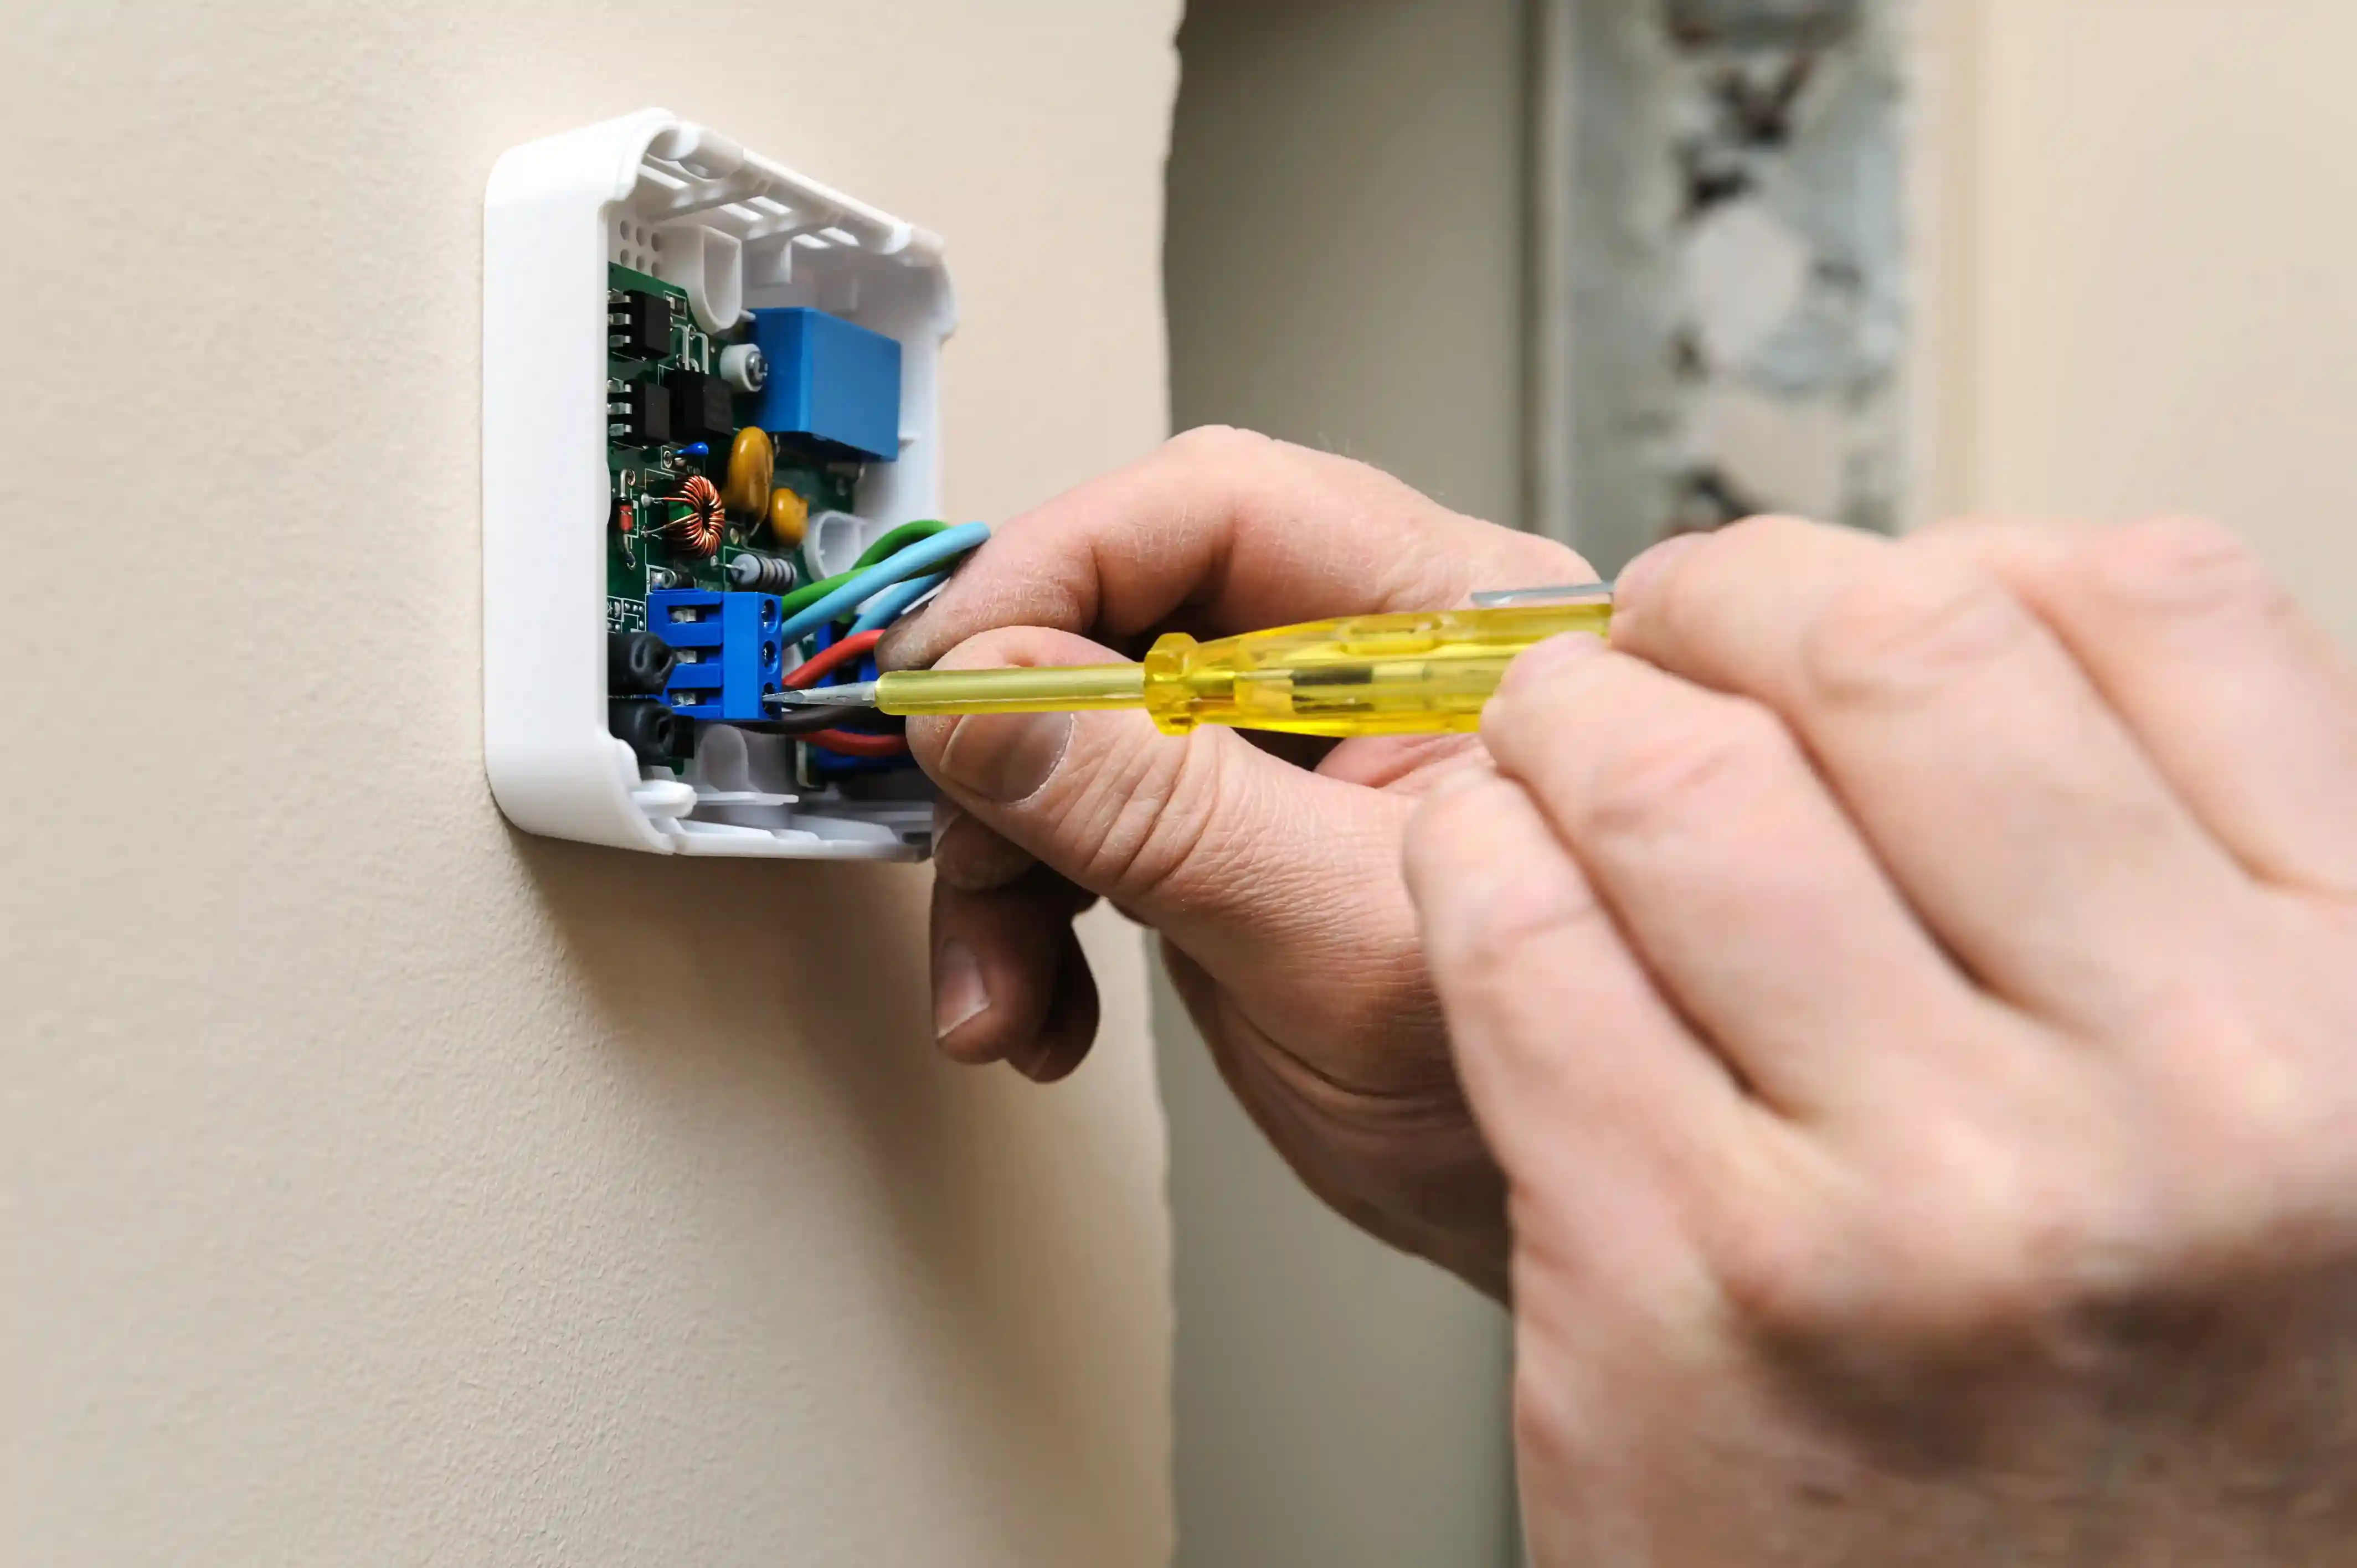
[881,427,1592,1295]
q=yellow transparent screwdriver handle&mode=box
[1141,602,1613,737]
[868,604,1614,738]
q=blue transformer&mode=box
[747,307,902,462]
[647,589,784,723]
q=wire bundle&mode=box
[778,519,989,761]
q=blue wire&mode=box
[776,522,990,645]
[849,572,948,635]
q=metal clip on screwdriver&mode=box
[765,597,1615,739]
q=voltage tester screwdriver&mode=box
[765,589,1615,740]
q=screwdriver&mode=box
[765,595,1614,739]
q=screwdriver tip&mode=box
[766,681,881,709]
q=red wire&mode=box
[780,630,905,756]
[785,629,887,689]
[804,730,910,759]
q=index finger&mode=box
[881,426,1591,669]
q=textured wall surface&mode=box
[1935,0,2357,648]
[1560,0,1915,571]
[1,4,1177,1562]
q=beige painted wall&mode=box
[1932,0,2357,646]
[1164,3,1521,1564]
[2,4,1176,1563]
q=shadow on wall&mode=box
[506,832,1140,1540]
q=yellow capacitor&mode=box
[767,484,810,547]
[722,426,774,517]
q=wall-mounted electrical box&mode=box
[485,110,955,858]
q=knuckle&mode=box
[1717,512,1821,549]
[1916,510,2015,540]
[1404,771,1511,859]
[1488,637,1606,717]
[2086,515,2289,622]
[1802,558,2029,704]
[1071,734,1234,908]
[1441,861,1611,1000]
[1710,1204,1849,1341]
[1573,697,1793,847]
[1718,1118,2179,1363]
[1701,514,1828,588]
[1405,774,1614,994]
[1644,515,1804,632]
[1162,424,1277,468]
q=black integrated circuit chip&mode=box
[669,370,734,447]
[609,381,671,446]
[608,289,673,362]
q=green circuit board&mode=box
[603,264,858,632]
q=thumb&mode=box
[908,627,1422,1028]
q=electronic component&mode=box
[768,486,810,547]
[488,112,952,859]
[609,629,676,695]
[669,370,734,448]
[719,342,768,393]
[722,426,774,517]
[648,588,784,722]
[660,473,725,558]
[608,381,671,447]
[804,509,870,580]
[747,307,903,462]
[609,698,688,764]
[724,550,796,592]
[608,288,672,361]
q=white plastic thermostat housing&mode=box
[484,110,954,858]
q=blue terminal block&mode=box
[747,306,902,462]
[646,589,784,723]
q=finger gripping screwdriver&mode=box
[767,602,1614,739]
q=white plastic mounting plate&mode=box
[485,110,954,858]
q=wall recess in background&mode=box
[1533,0,1916,571]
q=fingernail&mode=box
[933,938,989,1040]
[1614,531,1708,607]
[933,711,1074,804]
[1007,1034,1057,1082]
[1499,630,1604,696]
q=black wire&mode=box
[737,705,903,737]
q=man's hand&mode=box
[882,427,1588,1293]
[1408,514,2357,1562]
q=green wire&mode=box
[853,519,950,572]
[776,519,950,622]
